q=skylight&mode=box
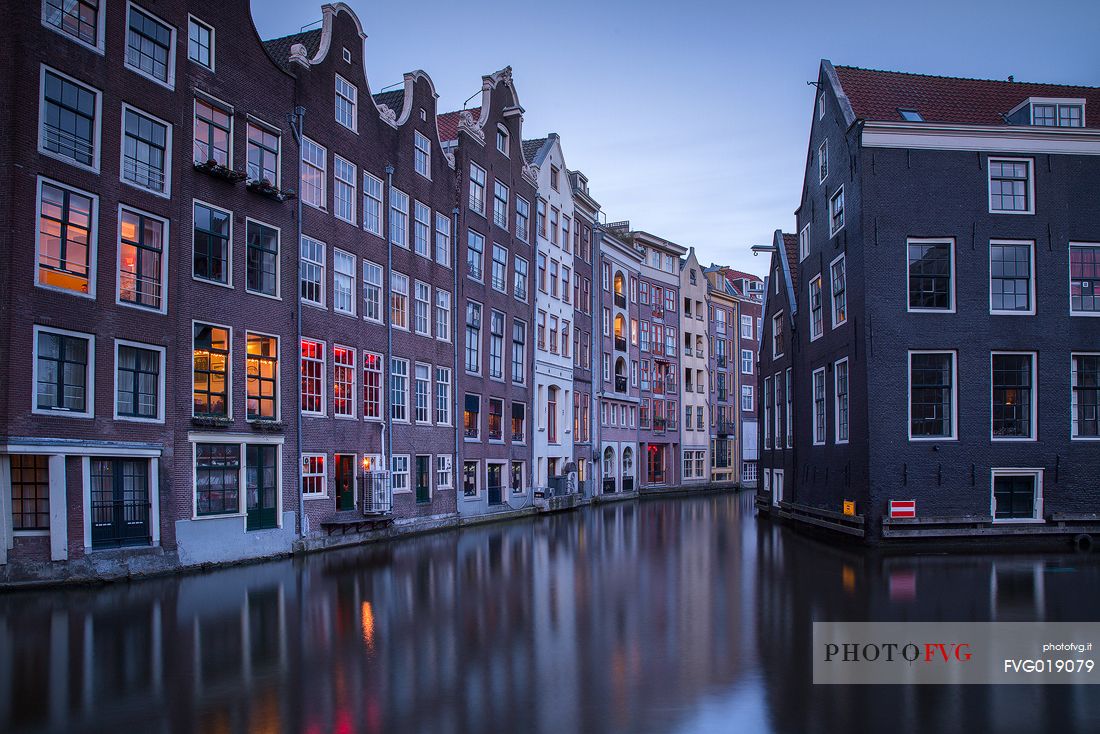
[898,108,923,122]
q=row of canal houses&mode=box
[0,1,763,582]
[756,61,1100,545]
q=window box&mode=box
[190,415,231,429]
[249,419,285,432]
[194,158,246,182]
[247,178,296,202]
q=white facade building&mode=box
[679,249,711,483]
[525,135,575,490]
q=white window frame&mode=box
[333,248,356,316]
[414,362,431,424]
[301,136,327,211]
[830,253,847,327]
[413,201,431,258]
[1069,243,1100,317]
[990,351,1037,442]
[35,175,99,299]
[414,130,431,179]
[812,366,826,446]
[434,211,452,267]
[1071,353,1100,441]
[990,468,1044,524]
[907,350,958,442]
[301,453,328,499]
[39,65,102,173]
[300,338,326,417]
[834,357,849,445]
[906,238,956,314]
[299,235,325,308]
[818,139,828,183]
[391,271,409,331]
[333,345,356,419]
[363,351,383,421]
[124,2,176,90]
[436,455,453,489]
[414,280,431,336]
[496,124,509,156]
[740,314,753,340]
[741,349,753,375]
[42,0,107,53]
[389,187,409,249]
[115,204,169,314]
[987,157,1035,215]
[193,198,232,289]
[741,385,753,412]
[119,102,173,198]
[799,222,810,262]
[32,325,95,418]
[435,367,452,425]
[333,155,356,225]
[988,239,1036,316]
[390,357,409,423]
[829,186,845,237]
[244,217,281,300]
[112,338,165,424]
[335,73,357,132]
[435,288,452,342]
[362,171,383,236]
[809,275,823,341]
[772,311,784,358]
[362,259,382,323]
[186,15,214,70]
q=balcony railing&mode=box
[622,477,635,493]
[614,292,626,308]
[615,336,627,352]
[717,389,728,402]
[653,417,667,432]
[464,426,479,439]
[696,348,704,358]
[43,124,94,166]
[716,419,734,436]
[684,345,692,357]
[615,375,627,393]
[603,478,617,494]
[123,156,166,193]
[717,355,727,369]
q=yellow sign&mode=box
[842,500,855,516]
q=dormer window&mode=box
[898,108,923,122]
[1009,98,1086,128]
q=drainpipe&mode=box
[592,222,603,495]
[288,105,307,537]
[451,205,460,505]
[384,164,395,489]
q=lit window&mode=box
[300,338,324,415]
[1070,243,1100,314]
[390,272,409,329]
[333,346,355,418]
[118,207,166,310]
[390,358,408,422]
[830,254,847,326]
[992,353,1034,439]
[363,352,382,419]
[193,323,229,417]
[37,179,95,295]
[246,333,278,420]
[809,277,823,340]
[302,454,326,496]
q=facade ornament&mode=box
[522,162,539,187]
[458,110,485,144]
[378,104,398,127]
[289,42,310,66]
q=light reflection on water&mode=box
[1,492,1099,734]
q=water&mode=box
[2,492,1099,734]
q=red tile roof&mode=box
[781,233,799,290]
[834,66,1100,128]
[436,108,481,142]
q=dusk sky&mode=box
[252,0,1099,276]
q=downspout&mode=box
[592,222,603,496]
[384,164,395,488]
[288,105,306,537]
[451,205,460,503]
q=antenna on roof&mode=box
[1008,75,1015,82]
[461,90,479,110]
[299,18,322,33]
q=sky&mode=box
[252,0,1100,277]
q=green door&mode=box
[246,445,278,530]
[336,454,355,511]
[415,455,431,504]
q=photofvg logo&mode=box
[813,622,1100,685]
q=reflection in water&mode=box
[1,494,1100,733]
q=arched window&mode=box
[614,357,626,393]
[547,386,558,443]
[613,271,626,307]
[603,446,615,477]
[622,447,633,476]
[613,314,625,341]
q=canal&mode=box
[2,492,1100,734]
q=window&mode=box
[489,398,503,440]
[246,333,278,420]
[492,244,508,292]
[333,249,355,315]
[362,172,383,236]
[763,377,771,449]
[514,256,529,301]
[830,254,847,326]
[741,385,753,412]
[550,208,559,245]
[10,455,50,531]
[818,140,828,182]
[299,236,324,306]
[495,125,510,155]
[187,16,213,69]
[988,158,1032,213]
[435,212,451,267]
[334,346,355,418]
[301,137,326,209]
[193,324,229,417]
[246,122,279,185]
[799,223,810,262]
[551,261,560,298]
[829,186,844,236]
[463,394,480,439]
[1070,244,1100,314]
[35,327,92,416]
[772,312,784,358]
[992,470,1042,521]
[512,402,526,442]
[467,229,484,281]
[1031,102,1083,127]
[414,281,430,335]
[1071,354,1099,439]
[908,239,954,311]
[391,272,409,329]
[550,165,560,191]
[122,106,169,194]
[817,92,825,119]
[415,363,431,423]
[335,74,357,131]
[194,202,230,285]
[809,276,823,340]
[512,321,526,384]
[469,163,486,215]
[435,367,451,424]
[834,358,849,444]
[246,220,279,297]
[193,99,229,166]
[300,339,324,415]
[465,301,482,373]
[115,342,162,421]
[899,108,923,121]
[562,216,571,254]
[414,130,431,178]
[37,178,95,294]
[538,200,547,239]
[390,358,408,421]
[126,5,174,86]
[389,187,409,248]
[740,314,753,339]
[541,255,550,293]
[785,368,793,448]
[435,289,451,341]
[493,181,509,230]
[990,241,1034,314]
[909,351,955,439]
[516,196,530,242]
[742,349,753,375]
[362,260,382,322]
[812,367,826,445]
[301,453,326,497]
[992,353,1035,439]
[363,352,382,419]
[489,311,505,379]
[197,444,241,515]
[40,68,99,169]
[436,455,453,489]
[463,460,479,497]
[333,156,356,224]
[44,0,101,47]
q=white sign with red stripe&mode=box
[889,500,916,519]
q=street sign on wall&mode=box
[889,500,916,519]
